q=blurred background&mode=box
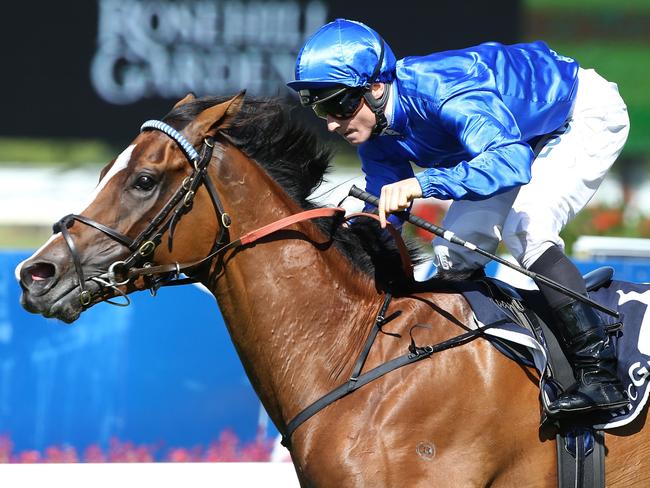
[1,0,649,463]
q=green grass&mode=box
[525,0,650,13]
[0,225,52,249]
[0,138,115,166]
[523,0,650,157]
[331,144,361,168]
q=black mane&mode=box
[163,95,422,287]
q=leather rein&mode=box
[52,120,413,309]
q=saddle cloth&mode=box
[460,277,650,429]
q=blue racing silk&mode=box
[360,41,579,214]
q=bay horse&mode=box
[16,93,650,486]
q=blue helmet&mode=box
[287,19,396,91]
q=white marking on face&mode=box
[15,144,136,284]
[76,144,136,213]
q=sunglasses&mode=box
[300,87,366,120]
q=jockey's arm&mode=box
[415,90,534,201]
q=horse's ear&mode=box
[220,90,246,129]
[173,92,196,109]
[189,90,246,138]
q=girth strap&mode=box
[557,428,605,488]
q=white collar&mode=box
[383,83,395,127]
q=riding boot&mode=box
[546,299,629,416]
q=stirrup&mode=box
[544,384,630,418]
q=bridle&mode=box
[51,119,371,309]
[52,120,232,307]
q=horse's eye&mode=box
[134,174,157,192]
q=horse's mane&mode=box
[163,95,422,287]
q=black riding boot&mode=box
[546,299,629,416]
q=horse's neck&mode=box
[206,148,379,429]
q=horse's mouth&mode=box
[20,278,105,324]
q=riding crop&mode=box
[348,185,619,318]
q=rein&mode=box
[126,206,351,283]
[127,210,414,284]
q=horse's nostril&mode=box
[29,263,56,280]
[22,262,57,289]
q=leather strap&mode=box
[348,293,394,391]
[281,316,498,447]
[240,207,345,245]
[557,428,605,488]
[54,215,87,295]
[128,207,347,281]
[54,214,134,248]
[129,207,417,286]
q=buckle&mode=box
[138,240,156,257]
[79,290,92,306]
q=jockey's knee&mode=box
[503,232,562,270]
[501,213,565,269]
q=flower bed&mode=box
[0,430,274,463]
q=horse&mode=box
[16,93,650,486]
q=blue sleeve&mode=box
[415,90,534,201]
[358,142,415,229]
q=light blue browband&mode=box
[140,120,200,163]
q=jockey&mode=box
[287,19,631,417]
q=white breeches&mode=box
[432,68,630,272]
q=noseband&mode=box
[53,120,232,307]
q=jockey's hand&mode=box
[378,178,423,228]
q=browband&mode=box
[141,120,200,163]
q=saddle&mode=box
[447,266,620,488]
[480,266,615,391]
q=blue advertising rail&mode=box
[1,251,269,456]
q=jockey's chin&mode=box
[341,128,372,146]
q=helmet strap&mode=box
[362,38,390,136]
